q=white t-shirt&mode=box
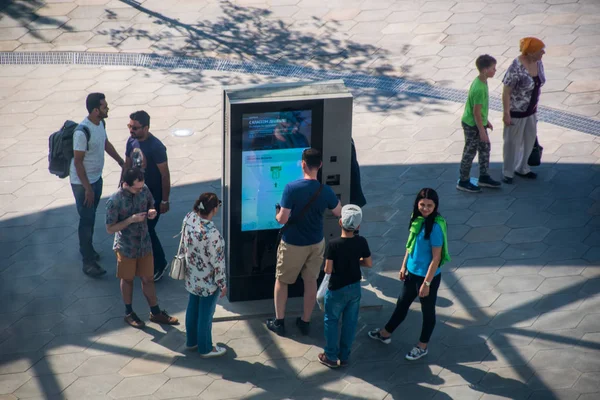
[69,117,107,185]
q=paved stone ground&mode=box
[2,0,600,119]
[1,1,600,400]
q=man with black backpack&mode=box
[70,93,124,277]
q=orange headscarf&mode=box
[520,37,545,55]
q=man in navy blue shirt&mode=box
[266,148,342,336]
[123,111,171,282]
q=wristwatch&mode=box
[161,200,169,205]
[424,280,431,287]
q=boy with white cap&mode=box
[318,204,372,368]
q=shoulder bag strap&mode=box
[281,183,324,233]
[176,218,187,255]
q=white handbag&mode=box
[170,220,187,280]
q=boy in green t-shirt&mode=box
[457,55,501,193]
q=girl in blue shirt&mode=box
[368,188,449,361]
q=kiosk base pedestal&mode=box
[214,280,384,321]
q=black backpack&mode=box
[48,120,104,179]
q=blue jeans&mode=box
[186,291,219,354]
[71,178,103,263]
[324,281,361,362]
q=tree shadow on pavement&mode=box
[97,0,433,114]
[0,0,73,40]
[113,0,381,66]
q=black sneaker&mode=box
[266,318,285,336]
[515,171,537,179]
[367,328,392,344]
[478,175,501,188]
[502,176,513,184]
[296,317,310,336]
[153,266,167,282]
[456,180,481,193]
[82,262,106,278]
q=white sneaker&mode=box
[200,345,226,358]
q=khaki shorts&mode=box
[276,239,325,284]
[116,251,153,280]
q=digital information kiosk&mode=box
[222,80,353,302]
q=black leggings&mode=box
[384,272,441,343]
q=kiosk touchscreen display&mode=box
[241,110,312,231]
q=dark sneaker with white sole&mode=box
[456,180,481,193]
[478,175,501,188]
[266,318,285,336]
[502,176,513,184]
[405,346,428,361]
[367,328,391,344]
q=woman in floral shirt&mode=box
[182,192,227,358]
[502,37,546,184]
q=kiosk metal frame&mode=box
[222,80,353,302]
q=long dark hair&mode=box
[409,188,440,239]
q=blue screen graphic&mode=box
[241,110,312,231]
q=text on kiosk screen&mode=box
[241,110,312,232]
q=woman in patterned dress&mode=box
[501,37,546,184]
[182,192,227,357]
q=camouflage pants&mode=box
[459,122,491,181]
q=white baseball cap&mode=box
[341,204,363,231]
